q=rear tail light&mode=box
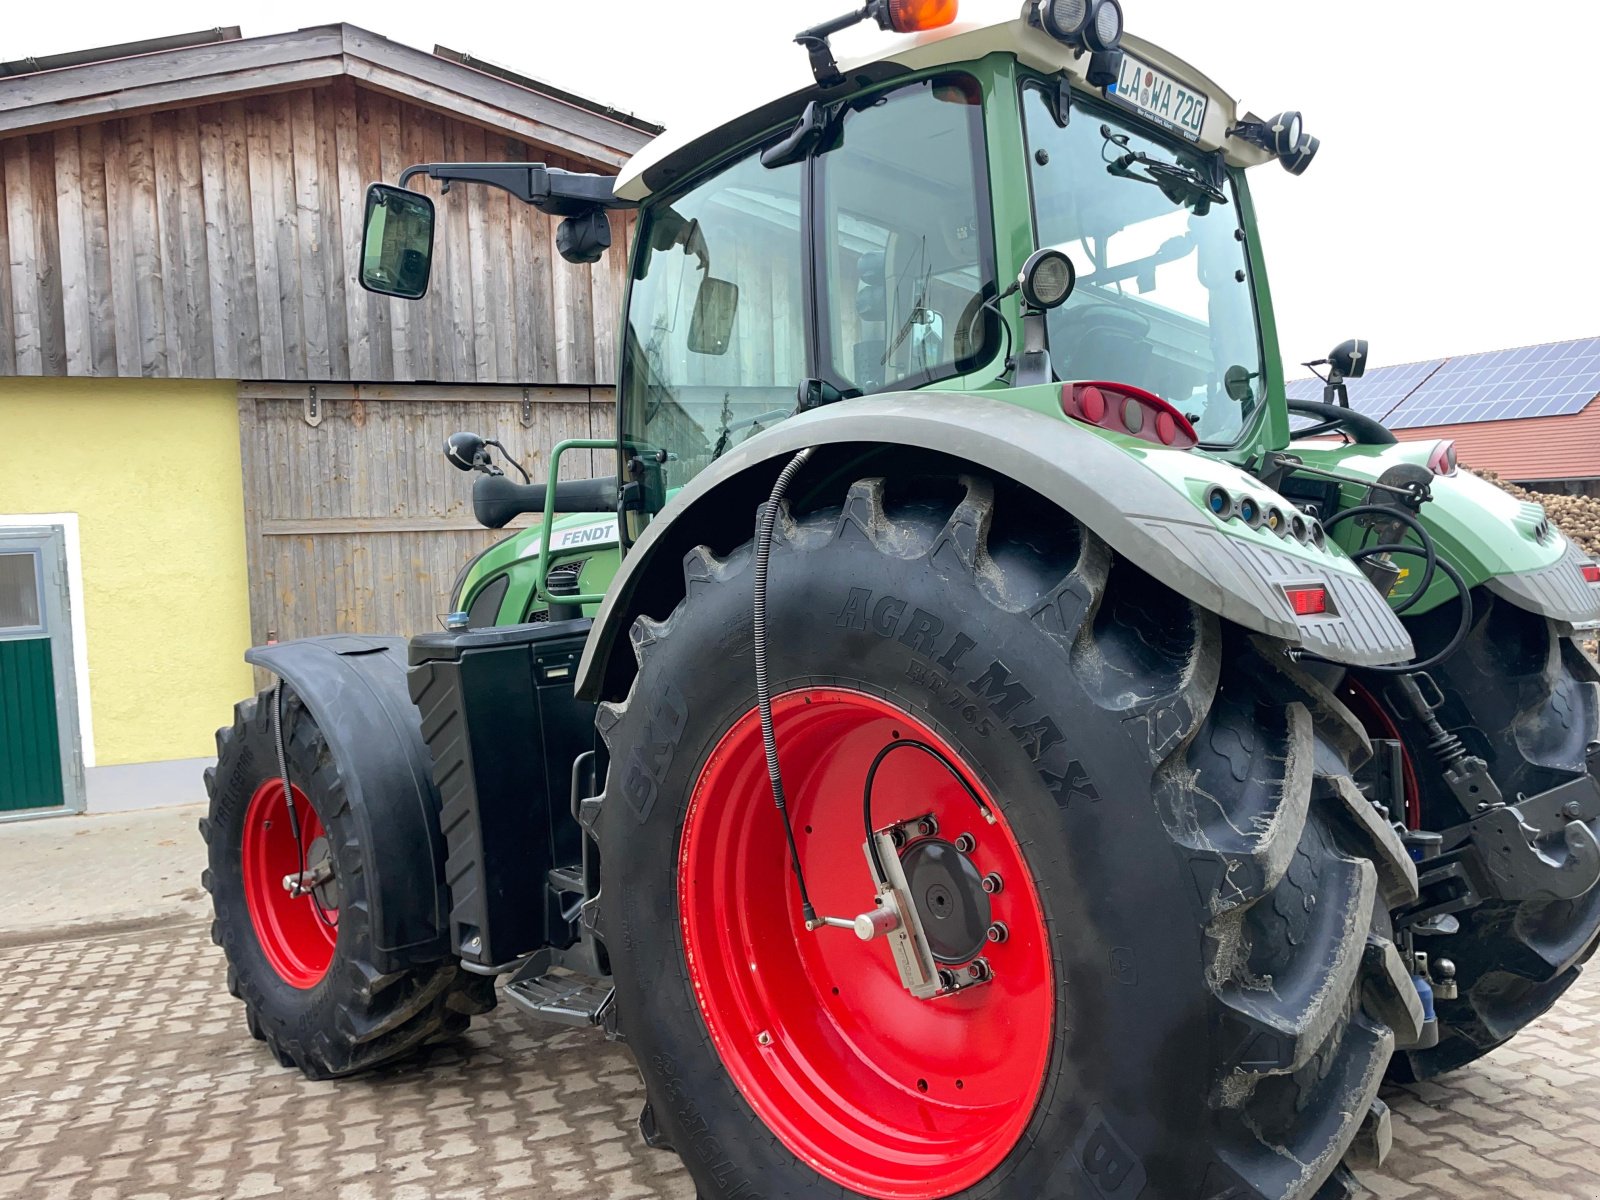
[1427,439,1458,477]
[1063,382,1198,449]
[1583,564,1600,584]
[1284,585,1330,616]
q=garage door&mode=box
[0,525,83,817]
[237,381,613,647]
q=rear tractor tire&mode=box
[201,687,493,1079]
[597,472,1422,1199]
[1367,593,1600,1082]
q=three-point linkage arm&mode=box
[395,161,636,264]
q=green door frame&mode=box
[0,525,85,820]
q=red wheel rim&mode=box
[242,779,338,988]
[679,688,1054,1199]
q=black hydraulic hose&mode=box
[862,739,994,884]
[272,680,336,927]
[1321,503,1437,613]
[1343,545,1473,674]
[753,447,818,927]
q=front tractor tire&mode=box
[598,473,1421,1200]
[201,688,493,1079]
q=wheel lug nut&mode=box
[986,922,1008,943]
[981,872,1003,894]
[954,833,976,853]
[967,958,991,982]
[916,816,939,838]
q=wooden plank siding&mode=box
[0,79,638,385]
[236,381,616,646]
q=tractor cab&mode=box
[359,2,1321,539]
[600,2,1331,544]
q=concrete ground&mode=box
[0,805,210,947]
[4,809,1600,1198]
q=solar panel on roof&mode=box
[1286,358,1446,420]
[1385,337,1600,429]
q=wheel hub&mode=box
[901,837,992,964]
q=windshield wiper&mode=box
[1100,125,1227,212]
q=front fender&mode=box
[246,635,450,969]
[575,393,1412,700]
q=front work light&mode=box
[877,0,960,33]
[1230,110,1320,175]
[1039,0,1123,52]
[1018,248,1076,310]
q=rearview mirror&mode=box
[1329,338,1369,380]
[688,277,740,356]
[445,431,487,473]
[359,184,435,299]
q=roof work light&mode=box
[1037,0,1124,52]
[1230,110,1321,174]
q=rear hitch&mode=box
[1460,777,1600,902]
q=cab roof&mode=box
[615,7,1273,202]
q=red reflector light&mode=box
[1427,439,1458,476]
[1285,586,1329,616]
[885,0,960,33]
[1079,385,1106,423]
[1061,382,1198,450]
[1583,564,1600,584]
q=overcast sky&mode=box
[7,0,1597,372]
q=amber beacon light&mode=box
[882,0,960,33]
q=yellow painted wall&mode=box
[0,377,253,765]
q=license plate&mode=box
[1109,55,1209,142]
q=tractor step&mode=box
[504,962,615,1029]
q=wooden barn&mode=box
[0,25,657,818]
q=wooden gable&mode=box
[0,26,655,385]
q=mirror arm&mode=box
[396,162,638,215]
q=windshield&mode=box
[1021,85,1265,444]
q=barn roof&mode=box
[1287,336,1600,431]
[1289,336,1600,482]
[0,23,659,169]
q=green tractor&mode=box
[200,2,1600,1196]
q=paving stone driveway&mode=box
[2,921,1598,1199]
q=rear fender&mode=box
[575,392,1413,701]
[246,635,450,969]
[1294,440,1600,627]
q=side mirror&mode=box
[688,277,740,356]
[359,184,435,299]
[445,431,488,473]
[1329,338,1369,380]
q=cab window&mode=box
[821,76,996,393]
